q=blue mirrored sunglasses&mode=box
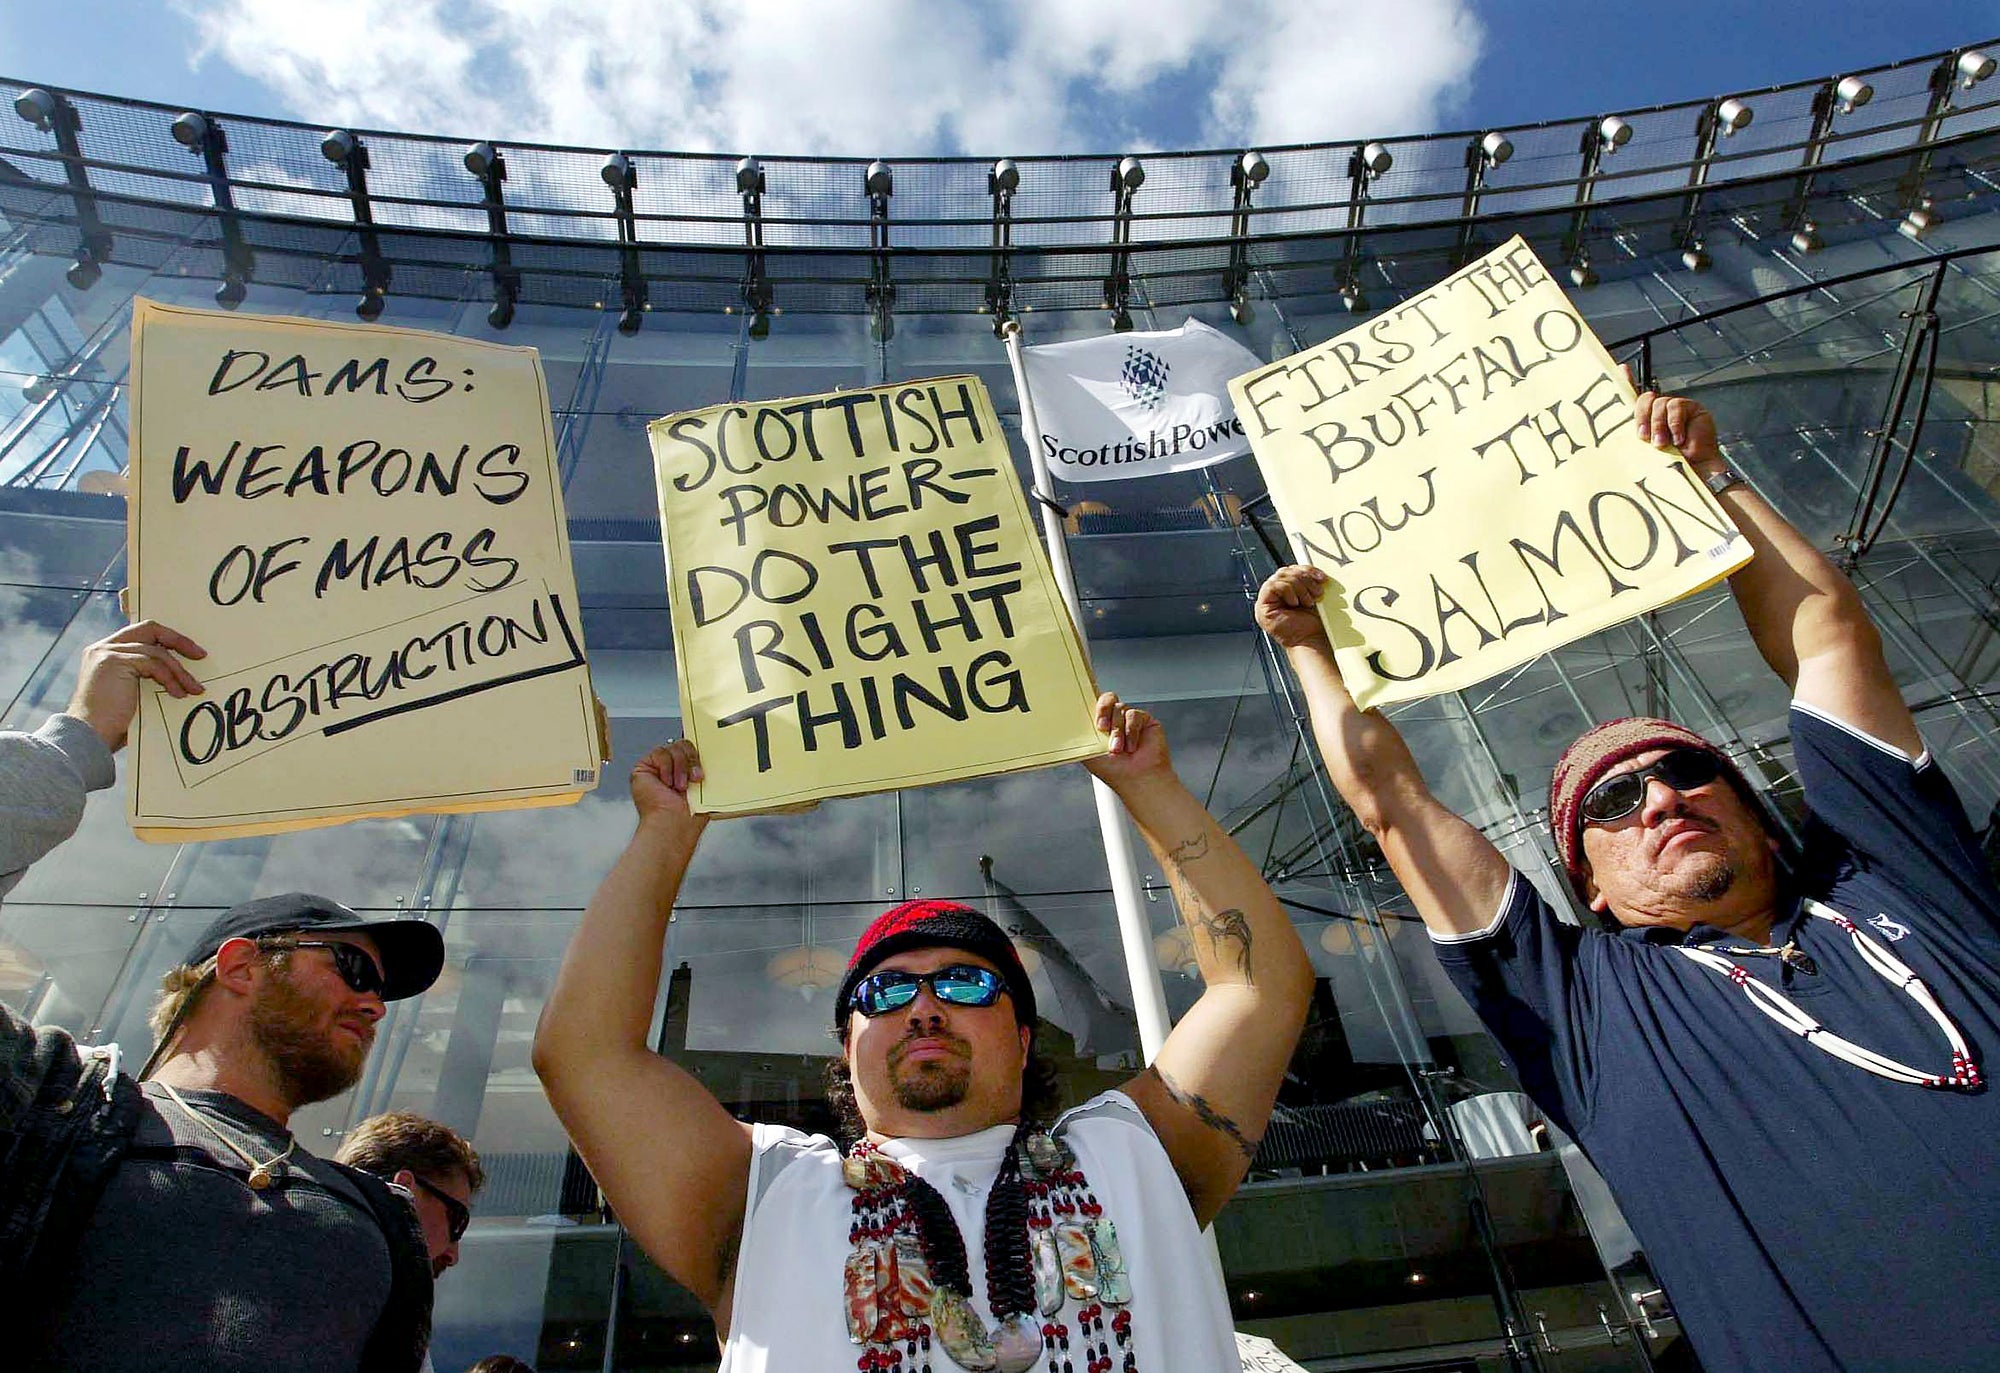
[849,964,1006,1017]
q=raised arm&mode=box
[532,741,753,1326]
[1637,391,1920,756]
[1255,567,1513,936]
[1088,694,1314,1227]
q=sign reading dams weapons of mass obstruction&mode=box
[1230,237,1753,711]
[649,376,1103,816]
[126,299,605,841]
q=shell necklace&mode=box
[156,1081,299,1189]
[841,1127,1136,1373]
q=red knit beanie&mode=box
[1548,717,1752,899]
[833,899,1036,1033]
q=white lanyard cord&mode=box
[1671,901,1983,1091]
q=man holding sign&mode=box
[1258,392,2000,1373]
[535,696,1313,1372]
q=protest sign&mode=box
[1230,237,1752,710]
[126,299,604,841]
[649,376,1102,815]
[1022,319,1263,483]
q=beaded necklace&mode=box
[842,1127,1136,1373]
[1672,899,1983,1090]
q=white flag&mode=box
[1022,319,1264,483]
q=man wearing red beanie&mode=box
[1256,391,2000,1373]
[535,692,1312,1372]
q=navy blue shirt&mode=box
[1435,705,2000,1373]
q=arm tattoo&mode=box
[1146,1064,1261,1162]
[1162,832,1254,982]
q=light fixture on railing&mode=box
[1714,97,1754,135]
[1596,115,1633,151]
[1958,49,1996,89]
[1681,242,1711,273]
[1569,256,1598,288]
[767,945,845,1001]
[13,87,56,131]
[1789,221,1823,254]
[1899,198,1938,242]
[1836,75,1874,114]
[320,128,358,165]
[1479,130,1513,167]
[1114,154,1145,191]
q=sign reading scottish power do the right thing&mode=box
[1231,236,1753,711]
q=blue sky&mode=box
[2,1,1996,155]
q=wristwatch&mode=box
[1701,467,1746,496]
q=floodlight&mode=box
[601,152,633,189]
[1836,75,1874,113]
[1237,150,1269,186]
[1569,259,1598,288]
[865,160,893,197]
[22,375,54,403]
[1110,305,1133,332]
[1229,295,1254,326]
[1790,222,1823,254]
[65,254,100,290]
[464,142,497,177]
[990,158,1020,194]
[487,295,515,330]
[1681,245,1711,273]
[1360,141,1392,176]
[1900,202,1937,242]
[171,111,209,149]
[1715,98,1753,134]
[1114,155,1145,191]
[618,304,644,335]
[14,88,56,132]
[356,289,385,320]
[1480,131,1513,167]
[1340,283,1368,313]
[320,129,356,165]
[215,275,247,308]
[736,156,764,195]
[1958,49,1996,88]
[748,309,772,340]
[1597,115,1633,150]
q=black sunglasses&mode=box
[1579,748,1724,824]
[849,964,1007,1017]
[410,1173,471,1242]
[288,940,388,999]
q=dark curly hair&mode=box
[823,1033,1064,1144]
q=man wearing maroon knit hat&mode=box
[535,692,1313,1372]
[1256,390,2000,1373]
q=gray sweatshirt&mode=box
[0,714,117,906]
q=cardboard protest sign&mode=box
[649,376,1102,815]
[1231,237,1752,710]
[126,299,604,841]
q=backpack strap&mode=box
[330,1158,436,1373]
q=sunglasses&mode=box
[1579,748,1724,824]
[288,940,388,999]
[849,964,1007,1018]
[410,1173,472,1242]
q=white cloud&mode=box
[175,0,1482,156]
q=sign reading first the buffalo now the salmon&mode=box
[1230,237,1753,710]
[127,299,604,841]
[650,376,1103,816]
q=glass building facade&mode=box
[5,39,2000,1371]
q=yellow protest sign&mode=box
[126,299,604,841]
[1231,237,1753,710]
[650,376,1102,815]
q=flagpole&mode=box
[1000,318,1174,1066]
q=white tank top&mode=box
[721,1091,1237,1371]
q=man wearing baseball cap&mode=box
[536,692,1314,1371]
[1256,391,2000,1373]
[1,621,446,1372]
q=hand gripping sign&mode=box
[649,376,1103,816]
[1230,238,1752,710]
[126,299,605,840]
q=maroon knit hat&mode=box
[833,899,1036,1033]
[1548,717,1753,899]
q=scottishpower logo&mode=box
[1120,345,1170,412]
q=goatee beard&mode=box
[248,965,366,1107]
[1685,857,1739,903]
[893,1060,972,1112]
